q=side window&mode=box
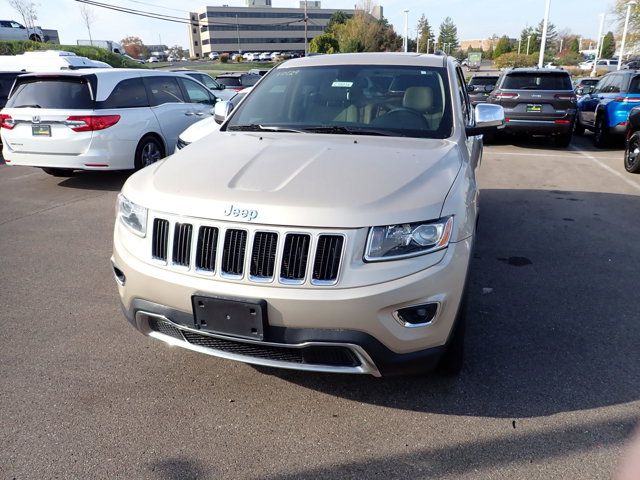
[145,76,184,106]
[607,75,623,93]
[99,78,148,109]
[594,76,609,93]
[197,74,220,90]
[0,21,12,28]
[179,78,213,104]
[455,67,471,125]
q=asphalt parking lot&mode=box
[1,135,639,479]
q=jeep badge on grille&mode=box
[224,204,258,221]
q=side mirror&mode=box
[466,84,475,93]
[466,103,505,137]
[219,84,226,90]
[484,85,494,93]
[213,101,233,124]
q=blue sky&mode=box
[24,0,623,49]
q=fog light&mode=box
[394,303,438,327]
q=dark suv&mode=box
[215,73,261,91]
[488,68,576,147]
[467,75,499,105]
[624,106,640,173]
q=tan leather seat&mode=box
[402,86,442,130]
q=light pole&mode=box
[303,0,308,56]
[426,38,430,54]
[559,38,563,54]
[538,0,551,68]
[236,14,241,54]
[618,0,637,70]
[591,13,606,77]
[518,37,522,55]
[526,35,532,55]
[403,9,409,53]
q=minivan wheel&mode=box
[438,286,468,376]
[41,167,75,177]
[134,136,165,170]
[625,132,640,173]
[593,115,610,148]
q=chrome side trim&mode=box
[136,311,381,377]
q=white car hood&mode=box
[124,132,461,229]
[179,116,220,144]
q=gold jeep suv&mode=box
[112,53,504,376]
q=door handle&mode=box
[194,112,205,116]
[184,112,195,116]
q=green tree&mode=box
[601,31,616,59]
[326,10,350,35]
[309,33,339,54]
[437,17,459,51]
[493,35,513,58]
[614,0,639,55]
[568,37,580,53]
[416,14,435,53]
[333,10,401,53]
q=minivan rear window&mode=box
[469,77,498,86]
[6,77,93,109]
[503,72,572,91]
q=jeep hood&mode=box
[124,132,461,229]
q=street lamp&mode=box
[591,13,606,77]
[618,0,637,70]
[426,38,430,54]
[526,34,532,55]
[518,37,522,55]
[538,0,551,68]
[403,9,409,53]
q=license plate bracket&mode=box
[526,104,542,113]
[31,124,51,136]
[192,295,267,340]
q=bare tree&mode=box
[7,0,38,30]
[79,3,96,46]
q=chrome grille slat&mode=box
[280,233,310,282]
[196,226,218,272]
[172,223,193,267]
[313,235,344,283]
[152,218,169,261]
[250,231,278,279]
[222,229,247,276]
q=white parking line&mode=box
[486,150,614,160]
[570,146,640,193]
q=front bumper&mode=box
[112,230,472,376]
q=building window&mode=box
[194,40,199,46]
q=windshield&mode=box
[6,77,93,109]
[503,72,572,91]
[226,65,452,139]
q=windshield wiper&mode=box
[302,125,395,136]
[227,124,305,133]
[14,104,42,108]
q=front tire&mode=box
[625,132,640,173]
[593,114,610,148]
[41,167,75,177]
[134,135,165,170]
[29,34,41,42]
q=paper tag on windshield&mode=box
[332,81,353,88]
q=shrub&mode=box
[220,53,229,63]
[557,52,582,66]
[0,40,144,68]
[493,52,537,69]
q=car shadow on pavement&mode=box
[262,189,640,419]
[148,458,210,480]
[258,414,637,479]
[56,171,131,191]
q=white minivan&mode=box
[1,69,218,176]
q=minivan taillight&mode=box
[495,92,519,99]
[0,114,15,130]
[66,115,121,132]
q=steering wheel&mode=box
[371,108,430,130]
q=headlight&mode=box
[364,216,454,262]
[117,193,147,237]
